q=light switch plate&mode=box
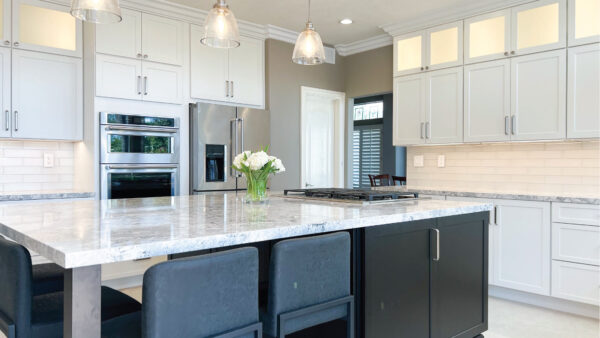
[413,155,424,167]
[437,155,445,168]
[43,153,54,168]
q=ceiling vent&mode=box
[324,45,336,64]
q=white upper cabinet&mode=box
[511,0,566,56]
[12,0,81,57]
[394,31,426,76]
[190,24,229,102]
[0,47,9,138]
[228,36,264,107]
[568,0,600,46]
[141,61,183,104]
[567,43,600,139]
[464,59,511,142]
[12,49,82,140]
[96,54,142,101]
[465,10,511,64]
[96,10,183,66]
[511,49,566,141]
[393,74,426,145]
[0,0,11,47]
[426,67,463,144]
[96,8,142,59]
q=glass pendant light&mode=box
[201,0,241,48]
[292,0,326,65]
[70,0,122,24]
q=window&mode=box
[353,125,382,188]
[354,102,383,121]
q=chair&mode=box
[391,176,407,186]
[368,174,390,187]
[261,232,354,338]
[0,236,141,338]
[105,247,262,338]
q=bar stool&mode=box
[0,236,141,338]
[104,247,262,338]
[261,232,354,338]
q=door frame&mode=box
[300,86,346,189]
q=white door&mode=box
[464,59,511,142]
[394,31,427,76]
[96,54,142,101]
[427,21,463,71]
[494,199,551,295]
[511,0,566,56]
[393,74,426,145]
[301,87,345,189]
[0,0,11,47]
[228,36,264,107]
[426,67,463,144]
[567,43,600,139]
[190,24,229,102]
[141,13,184,66]
[0,47,9,138]
[464,9,511,64]
[95,8,142,59]
[568,0,600,46]
[511,49,566,141]
[12,49,82,140]
[12,0,82,57]
[142,61,183,104]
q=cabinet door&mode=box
[0,0,11,47]
[431,213,488,338]
[494,200,551,295]
[96,8,142,59]
[464,59,511,142]
[393,74,426,145]
[511,0,566,56]
[364,221,432,338]
[141,13,184,66]
[394,31,427,76]
[464,9,511,64]
[228,36,264,107]
[96,54,142,101]
[568,0,600,46]
[12,50,82,140]
[142,61,183,104]
[511,49,566,141]
[567,44,600,139]
[12,0,82,57]
[426,67,463,144]
[427,21,463,71]
[0,47,9,138]
[190,24,229,102]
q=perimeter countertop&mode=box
[0,193,491,268]
[374,186,599,205]
[0,191,95,202]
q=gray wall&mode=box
[344,45,393,99]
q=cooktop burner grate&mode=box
[283,188,418,202]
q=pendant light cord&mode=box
[308,0,311,22]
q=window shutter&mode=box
[353,125,383,189]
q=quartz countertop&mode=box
[0,193,491,268]
[0,190,95,202]
[374,186,600,205]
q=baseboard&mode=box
[490,285,599,319]
[102,275,144,290]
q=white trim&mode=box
[265,24,298,44]
[335,34,393,56]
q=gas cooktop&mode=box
[283,188,420,204]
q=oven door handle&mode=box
[105,126,178,134]
[105,164,179,170]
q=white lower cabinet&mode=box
[551,260,599,305]
[552,223,600,265]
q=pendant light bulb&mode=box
[293,0,326,65]
[70,0,122,24]
[201,0,241,48]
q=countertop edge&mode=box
[0,192,95,202]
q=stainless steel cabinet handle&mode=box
[511,115,516,135]
[137,76,142,95]
[494,206,498,225]
[13,111,18,132]
[230,81,234,98]
[504,116,509,135]
[105,125,178,133]
[225,81,230,98]
[420,122,424,139]
[143,76,148,95]
[105,164,178,170]
[433,229,440,261]
[4,110,8,131]
[425,122,430,139]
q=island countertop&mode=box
[0,193,492,268]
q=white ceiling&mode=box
[167,0,517,45]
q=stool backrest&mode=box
[0,237,32,338]
[142,247,258,338]
[267,232,350,320]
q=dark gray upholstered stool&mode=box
[261,232,354,338]
[0,236,142,338]
[104,247,262,338]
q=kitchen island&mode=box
[0,193,491,338]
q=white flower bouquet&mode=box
[232,147,285,202]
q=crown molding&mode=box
[264,25,299,45]
[381,0,534,36]
[335,34,392,57]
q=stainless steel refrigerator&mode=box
[190,103,270,193]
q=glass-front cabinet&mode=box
[465,9,511,64]
[393,31,426,76]
[568,0,600,46]
[511,0,566,55]
[0,0,10,47]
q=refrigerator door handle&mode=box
[239,118,244,155]
[230,118,236,178]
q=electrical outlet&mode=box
[437,155,445,168]
[43,153,54,168]
[413,155,424,167]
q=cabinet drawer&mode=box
[552,203,600,226]
[552,223,600,265]
[551,260,599,305]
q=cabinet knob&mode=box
[420,67,424,71]
[3,40,9,46]
[13,41,19,47]
[143,54,148,59]
[511,51,515,55]
[504,51,509,56]
[136,53,142,58]
[425,66,429,70]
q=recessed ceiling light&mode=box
[340,18,353,25]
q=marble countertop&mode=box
[374,186,599,205]
[0,190,95,202]
[0,193,491,268]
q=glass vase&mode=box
[245,177,268,203]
